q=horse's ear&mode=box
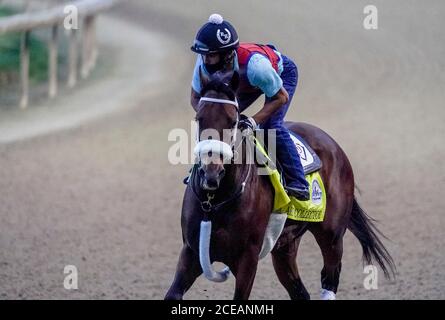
[230,71,239,92]
[199,66,210,91]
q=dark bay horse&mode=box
[165,73,395,300]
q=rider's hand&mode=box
[238,115,257,132]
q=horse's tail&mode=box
[199,220,231,282]
[348,197,396,279]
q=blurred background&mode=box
[0,0,444,299]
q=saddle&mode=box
[254,130,322,180]
[252,132,327,222]
[289,132,322,175]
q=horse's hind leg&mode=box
[311,225,346,300]
[271,236,310,300]
[164,245,202,300]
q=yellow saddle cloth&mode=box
[252,135,326,222]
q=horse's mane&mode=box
[200,80,236,101]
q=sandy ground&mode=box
[0,0,444,299]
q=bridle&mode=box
[195,96,240,156]
[191,95,253,215]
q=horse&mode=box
[164,72,395,300]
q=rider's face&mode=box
[202,53,221,65]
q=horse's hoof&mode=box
[164,293,183,300]
[320,289,336,300]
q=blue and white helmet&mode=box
[191,14,239,54]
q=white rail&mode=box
[0,0,118,108]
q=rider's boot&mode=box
[275,128,310,201]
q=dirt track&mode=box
[0,0,444,299]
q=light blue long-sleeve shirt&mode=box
[192,50,284,97]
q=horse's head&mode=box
[194,70,240,190]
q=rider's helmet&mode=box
[191,14,239,54]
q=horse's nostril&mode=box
[219,168,226,177]
[198,168,205,177]
[207,179,218,188]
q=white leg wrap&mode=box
[320,289,336,300]
[199,220,230,282]
[259,213,287,259]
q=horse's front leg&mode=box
[231,245,260,300]
[164,244,202,300]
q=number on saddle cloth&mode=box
[255,131,322,176]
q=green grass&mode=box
[0,6,49,82]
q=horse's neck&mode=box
[222,164,247,190]
[220,138,253,194]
